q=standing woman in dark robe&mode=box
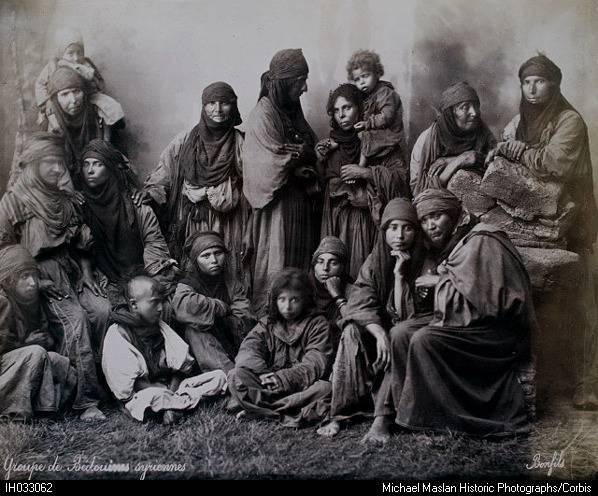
[317,84,409,279]
[144,82,249,280]
[242,49,320,315]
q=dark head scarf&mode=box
[0,244,45,348]
[48,66,100,175]
[414,82,495,196]
[80,139,143,282]
[10,133,78,239]
[515,54,575,145]
[326,83,363,168]
[167,82,242,247]
[413,188,476,262]
[180,231,230,304]
[258,49,315,146]
[367,198,425,305]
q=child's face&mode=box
[195,248,227,276]
[351,67,378,94]
[13,269,40,303]
[276,289,305,322]
[130,282,163,325]
[385,220,416,252]
[63,43,84,64]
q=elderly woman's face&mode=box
[204,100,233,123]
[452,101,480,132]
[82,158,110,189]
[38,156,67,187]
[420,211,456,249]
[333,96,358,131]
[56,87,84,116]
[521,76,552,105]
[288,77,308,102]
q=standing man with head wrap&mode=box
[242,49,320,316]
[410,82,495,197]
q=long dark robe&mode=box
[321,138,410,279]
[243,96,319,315]
[393,224,535,436]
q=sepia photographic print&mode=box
[0,0,597,482]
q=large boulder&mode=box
[447,169,496,217]
[480,204,576,249]
[517,247,582,292]
[481,157,563,221]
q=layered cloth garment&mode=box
[80,140,175,304]
[172,233,256,373]
[359,81,408,169]
[242,49,319,315]
[143,82,250,280]
[47,67,106,183]
[332,199,430,421]
[410,82,496,196]
[227,313,333,426]
[0,245,76,420]
[321,86,410,279]
[102,308,226,421]
[0,135,108,410]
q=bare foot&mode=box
[317,420,341,437]
[162,410,183,425]
[328,139,339,151]
[361,416,392,444]
[79,406,106,422]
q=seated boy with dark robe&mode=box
[102,275,227,424]
[172,231,256,373]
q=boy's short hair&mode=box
[122,267,161,302]
[346,49,384,80]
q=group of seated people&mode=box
[0,36,596,443]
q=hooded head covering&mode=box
[515,54,574,145]
[10,133,77,243]
[0,245,37,289]
[167,82,242,256]
[54,28,84,58]
[325,83,363,169]
[80,140,143,282]
[258,49,314,146]
[49,66,87,96]
[381,198,419,230]
[412,82,495,196]
[48,66,100,176]
[413,188,476,262]
[179,231,230,306]
[311,236,348,266]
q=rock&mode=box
[481,157,563,221]
[516,247,582,292]
[447,169,496,217]
[480,204,576,249]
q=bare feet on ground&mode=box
[317,420,341,437]
[361,416,392,444]
[79,406,106,422]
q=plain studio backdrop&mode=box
[0,0,597,200]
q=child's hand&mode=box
[354,121,366,131]
[259,373,282,392]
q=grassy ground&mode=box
[1,395,596,480]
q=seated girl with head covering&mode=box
[102,274,227,424]
[172,231,256,374]
[227,269,333,427]
[0,244,77,422]
[317,199,428,437]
